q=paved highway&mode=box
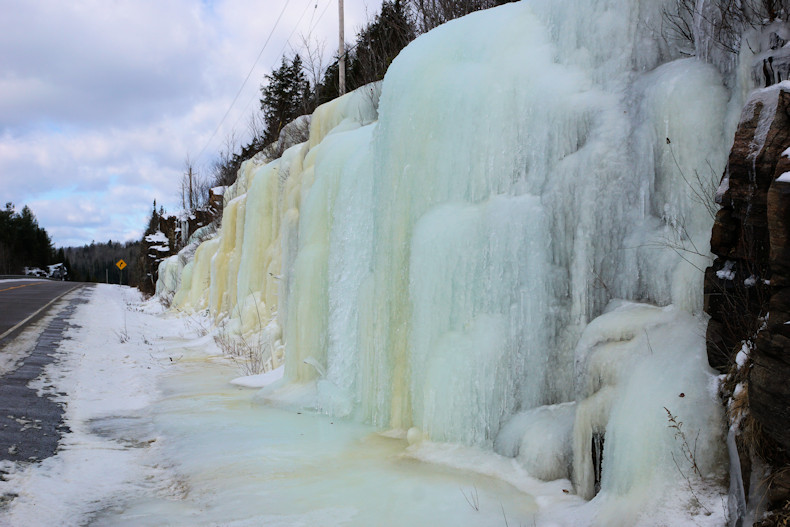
[0,279,80,342]
[0,280,89,467]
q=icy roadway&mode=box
[0,279,86,466]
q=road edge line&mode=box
[0,285,81,342]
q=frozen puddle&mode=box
[95,356,542,526]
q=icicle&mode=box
[164,1,737,520]
[727,428,747,527]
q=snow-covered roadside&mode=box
[0,285,543,526]
[0,285,728,527]
[0,285,190,526]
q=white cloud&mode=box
[0,1,212,129]
[0,0,382,248]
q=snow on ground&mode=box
[230,365,284,388]
[0,285,176,526]
[0,285,727,526]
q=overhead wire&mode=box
[197,0,344,165]
[305,0,319,36]
[227,0,318,135]
[313,0,333,30]
[193,0,293,164]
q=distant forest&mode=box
[63,240,142,287]
[0,202,141,286]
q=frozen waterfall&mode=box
[159,0,752,523]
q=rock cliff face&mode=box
[755,147,790,451]
[706,82,790,514]
[139,188,223,294]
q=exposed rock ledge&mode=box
[706,82,790,519]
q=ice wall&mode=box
[170,85,381,343]
[166,0,751,521]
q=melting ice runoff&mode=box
[157,0,756,523]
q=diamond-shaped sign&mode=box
[116,259,127,271]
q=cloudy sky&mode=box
[1,0,382,248]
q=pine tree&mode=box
[260,54,309,145]
[0,203,54,273]
[145,200,160,235]
[317,0,416,104]
[350,0,415,85]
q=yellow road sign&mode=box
[116,259,127,270]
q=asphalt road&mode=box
[0,290,91,469]
[0,281,90,476]
[0,279,80,342]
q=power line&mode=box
[313,0,333,33]
[305,0,320,36]
[194,0,293,164]
[279,0,320,59]
[227,0,317,137]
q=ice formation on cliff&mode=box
[157,0,757,522]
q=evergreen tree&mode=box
[349,0,415,86]
[316,0,416,104]
[409,0,517,32]
[145,200,160,234]
[260,54,310,145]
[63,240,141,285]
[0,203,54,273]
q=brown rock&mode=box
[768,159,790,285]
[706,84,790,459]
[710,208,738,256]
[208,187,225,216]
[706,85,790,373]
[711,67,790,527]
[768,467,790,508]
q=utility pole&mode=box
[338,0,345,95]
